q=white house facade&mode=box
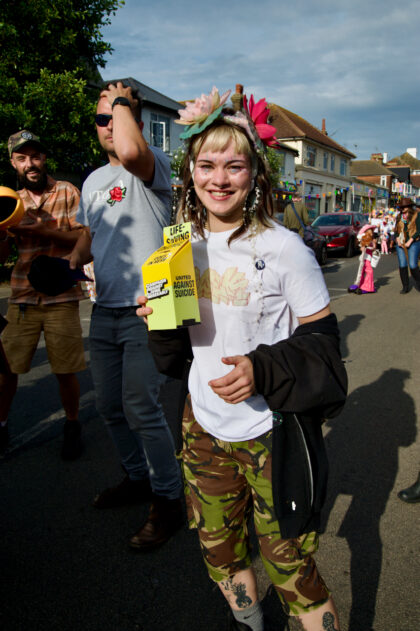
[268,106,355,219]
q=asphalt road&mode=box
[0,250,419,631]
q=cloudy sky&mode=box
[102,0,420,161]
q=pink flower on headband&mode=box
[243,95,277,146]
[176,87,231,126]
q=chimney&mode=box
[383,152,388,164]
[231,84,244,112]
[321,118,327,134]
[371,153,383,164]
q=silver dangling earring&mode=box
[185,186,206,225]
[185,186,197,215]
[243,186,262,225]
[170,185,182,224]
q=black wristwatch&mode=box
[112,96,131,109]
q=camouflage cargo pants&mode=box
[181,400,330,616]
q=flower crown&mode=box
[175,86,277,153]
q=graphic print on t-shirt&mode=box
[107,185,127,206]
[195,266,250,306]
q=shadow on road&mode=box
[374,276,392,290]
[321,369,416,631]
[336,313,366,359]
[322,262,342,274]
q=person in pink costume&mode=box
[348,225,377,294]
[358,226,377,293]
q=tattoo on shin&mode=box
[220,577,252,609]
[322,612,339,631]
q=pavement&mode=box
[0,267,419,631]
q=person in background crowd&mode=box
[283,193,309,237]
[69,82,183,550]
[348,225,378,294]
[137,87,347,631]
[395,198,420,293]
[0,130,85,458]
[379,216,389,254]
[387,212,396,252]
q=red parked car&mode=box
[311,212,368,257]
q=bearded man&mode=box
[0,130,86,459]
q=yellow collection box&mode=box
[0,187,24,230]
[142,222,201,330]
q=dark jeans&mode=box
[396,241,420,268]
[89,305,182,499]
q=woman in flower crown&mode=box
[137,87,346,631]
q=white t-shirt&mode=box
[188,222,330,442]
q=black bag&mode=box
[28,255,91,296]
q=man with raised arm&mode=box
[70,82,183,550]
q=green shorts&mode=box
[2,302,86,374]
[182,398,330,616]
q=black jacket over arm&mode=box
[148,313,348,538]
[247,313,347,537]
[246,313,347,419]
[148,327,192,380]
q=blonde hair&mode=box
[177,118,274,244]
[190,123,253,161]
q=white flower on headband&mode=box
[223,112,254,142]
[176,87,231,127]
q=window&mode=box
[306,145,316,167]
[380,175,387,187]
[330,155,335,172]
[340,159,347,176]
[312,214,351,227]
[323,152,328,170]
[150,113,170,152]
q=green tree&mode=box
[0,0,124,187]
[265,147,284,190]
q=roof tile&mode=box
[268,104,356,158]
[350,160,395,176]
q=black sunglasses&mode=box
[95,114,112,127]
[95,113,141,127]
